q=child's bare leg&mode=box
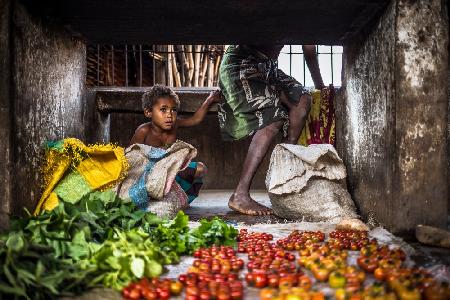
[280,92,311,144]
[228,120,283,215]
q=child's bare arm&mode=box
[129,125,149,146]
[177,90,222,127]
[303,45,324,90]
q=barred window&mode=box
[86,45,342,88]
[278,45,343,87]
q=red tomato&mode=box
[217,290,231,300]
[260,288,277,300]
[374,268,386,281]
[157,287,170,300]
[199,290,211,300]
[122,287,131,298]
[245,273,255,286]
[267,274,279,288]
[298,275,312,291]
[230,289,243,300]
[254,273,268,288]
[141,288,157,300]
[186,286,199,296]
[128,288,141,300]
[278,276,294,290]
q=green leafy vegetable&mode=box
[0,191,238,297]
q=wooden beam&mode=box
[24,0,390,45]
[95,87,217,113]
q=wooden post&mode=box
[199,46,208,87]
[214,54,222,85]
[155,45,167,85]
[207,52,215,87]
[171,48,181,87]
[186,45,194,86]
[193,45,202,87]
[167,45,174,87]
[175,45,190,86]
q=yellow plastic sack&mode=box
[34,138,128,215]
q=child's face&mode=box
[145,97,178,130]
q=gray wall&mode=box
[0,0,12,229]
[0,2,86,223]
[340,0,448,236]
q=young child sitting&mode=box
[130,85,221,203]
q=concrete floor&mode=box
[185,190,285,224]
[186,190,450,267]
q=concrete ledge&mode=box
[94,87,217,114]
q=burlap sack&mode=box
[115,140,197,218]
[266,144,358,222]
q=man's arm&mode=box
[303,45,325,90]
[178,90,222,127]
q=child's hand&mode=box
[206,89,223,104]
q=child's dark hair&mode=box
[142,84,180,111]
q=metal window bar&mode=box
[87,45,341,87]
[281,45,342,86]
[331,46,334,84]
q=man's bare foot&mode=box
[228,193,272,216]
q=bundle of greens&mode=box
[86,228,165,291]
[0,191,238,298]
[0,232,93,299]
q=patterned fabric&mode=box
[34,138,128,215]
[298,86,336,146]
[128,147,167,210]
[115,141,198,217]
[218,45,309,140]
[175,162,203,203]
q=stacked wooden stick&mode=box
[154,45,225,87]
[86,45,226,87]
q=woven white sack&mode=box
[115,140,197,218]
[266,144,358,222]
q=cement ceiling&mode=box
[25,0,390,45]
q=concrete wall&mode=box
[340,0,448,236]
[0,2,87,222]
[0,0,12,229]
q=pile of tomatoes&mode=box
[276,230,325,251]
[259,286,325,300]
[237,229,311,293]
[358,244,406,276]
[328,229,375,251]
[295,232,367,294]
[122,278,182,300]
[122,228,450,300]
[179,245,244,300]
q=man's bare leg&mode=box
[281,93,312,144]
[228,120,283,215]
